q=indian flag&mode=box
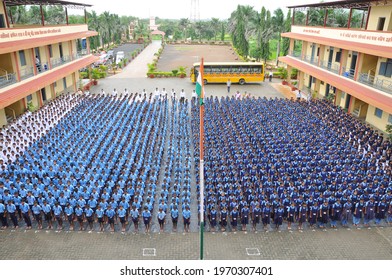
[195,71,204,106]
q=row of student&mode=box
[92,88,191,102]
[0,199,192,233]
[190,96,391,231]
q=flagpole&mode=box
[199,57,205,260]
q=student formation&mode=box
[0,89,391,234]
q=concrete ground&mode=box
[1,41,392,260]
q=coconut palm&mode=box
[272,8,285,65]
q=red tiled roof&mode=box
[281,32,392,59]
[0,30,98,55]
[0,55,98,109]
[279,55,392,114]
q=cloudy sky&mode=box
[75,0,330,19]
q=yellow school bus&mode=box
[190,62,264,85]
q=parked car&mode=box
[107,50,114,59]
[95,54,109,66]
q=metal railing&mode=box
[0,73,17,89]
[358,73,392,95]
[50,55,72,69]
[20,66,34,80]
[341,67,355,80]
[319,60,340,74]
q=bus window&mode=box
[221,66,230,73]
[204,66,212,73]
[211,66,221,73]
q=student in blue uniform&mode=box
[241,204,250,231]
[287,201,297,230]
[53,202,63,230]
[7,200,18,229]
[171,204,179,232]
[309,201,319,228]
[251,204,261,231]
[117,205,127,232]
[95,204,105,232]
[262,204,272,231]
[42,200,52,229]
[353,198,365,227]
[342,199,352,227]
[85,204,95,231]
[331,199,342,228]
[64,203,74,231]
[20,200,32,230]
[130,205,139,232]
[209,205,217,232]
[274,204,284,231]
[298,202,307,230]
[142,206,152,233]
[230,206,239,232]
[220,206,228,232]
[157,207,166,233]
[0,200,9,229]
[31,201,42,230]
[74,205,84,231]
[319,201,329,228]
[364,198,375,227]
[376,198,387,225]
[105,205,116,232]
[183,205,191,233]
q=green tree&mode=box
[8,5,28,24]
[210,18,220,41]
[220,21,226,41]
[272,8,285,65]
[45,5,65,25]
[178,18,190,40]
[281,9,292,56]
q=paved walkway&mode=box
[109,40,162,79]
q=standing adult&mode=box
[227,79,231,93]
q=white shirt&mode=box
[296,90,301,99]
[112,90,118,96]
[180,91,185,98]
[171,90,176,98]
[154,89,160,97]
[192,91,197,98]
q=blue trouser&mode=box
[353,216,361,225]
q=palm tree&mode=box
[210,18,220,41]
[272,8,285,65]
[88,11,100,50]
[178,18,190,40]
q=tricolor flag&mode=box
[195,70,204,106]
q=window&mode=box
[379,59,392,78]
[317,47,320,56]
[19,50,26,66]
[374,108,383,118]
[26,95,32,102]
[388,114,392,124]
[335,51,342,63]
[377,17,386,31]
[0,14,5,28]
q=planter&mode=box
[93,80,98,85]
[179,74,185,78]
[282,80,288,85]
[149,74,155,78]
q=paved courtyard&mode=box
[1,226,392,259]
[1,41,391,260]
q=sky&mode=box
[74,0,328,19]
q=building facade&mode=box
[279,0,392,132]
[0,0,98,127]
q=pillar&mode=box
[339,49,349,75]
[318,45,326,67]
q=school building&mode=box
[279,0,392,132]
[0,0,98,127]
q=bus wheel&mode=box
[203,79,208,85]
[239,79,245,85]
